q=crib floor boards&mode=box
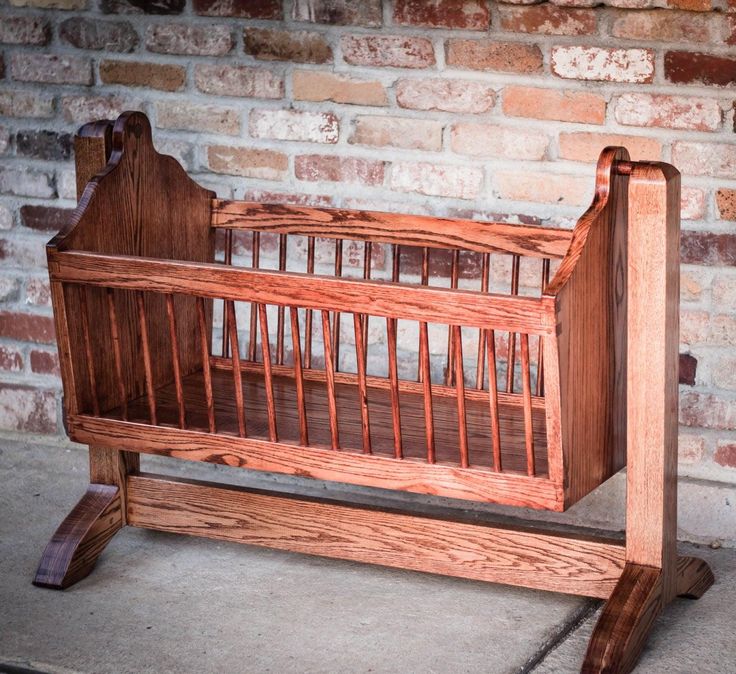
[110,367,550,477]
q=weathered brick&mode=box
[678,434,705,464]
[498,5,596,35]
[451,123,548,160]
[716,189,736,221]
[665,51,736,87]
[0,206,12,231]
[396,78,495,114]
[0,384,57,435]
[0,16,50,45]
[0,168,54,199]
[61,95,138,124]
[194,0,281,17]
[0,345,23,373]
[494,171,591,206]
[25,276,51,307]
[681,232,736,266]
[8,0,85,8]
[668,0,712,10]
[681,268,708,303]
[559,132,661,162]
[612,9,721,42]
[60,17,139,52]
[681,188,706,221]
[712,354,736,390]
[293,0,381,26]
[101,0,184,13]
[15,131,73,162]
[715,442,736,468]
[195,64,283,99]
[243,190,333,208]
[390,162,483,200]
[100,59,186,92]
[0,91,54,118]
[250,109,339,144]
[446,39,543,73]
[393,0,490,30]
[0,276,20,301]
[712,314,736,346]
[20,205,74,232]
[207,146,288,180]
[30,349,60,376]
[502,86,605,124]
[680,391,736,430]
[245,28,332,64]
[293,70,387,106]
[0,237,48,268]
[0,128,8,155]
[342,35,435,69]
[713,275,736,311]
[680,309,710,345]
[614,93,721,131]
[350,116,442,151]
[679,352,697,385]
[672,142,736,178]
[295,155,385,186]
[551,46,654,83]
[0,311,55,343]
[10,53,92,86]
[155,101,240,135]
[146,23,232,56]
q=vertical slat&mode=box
[78,285,100,416]
[353,313,372,454]
[136,292,157,426]
[258,304,278,442]
[386,317,403,459]
[487,330,502,472]
[361,241,372,354]
[248,231,261,362]
[276,234,287,365]
[446,249,460,385]
[506,254,521,393]
[227,300,246,437]
[221,229,233,358]
[536,258,551,397]
[106,288,128,421]
[304,236,315,369]
[321,310,340,449]
[520,333,536,477]
[332,239,343,371]
[165,294,186,430]
[196,297,216,434]
[453,325,469,469]
[417,246,429,382]
[289,306,308,446]
[419,320,435,463]
[476,252,490,390]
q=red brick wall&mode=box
[0,0,734,486]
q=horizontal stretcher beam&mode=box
[48,250,556,335]
[126,472,625,599]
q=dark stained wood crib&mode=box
[35,112,713,674]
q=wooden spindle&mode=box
[353,313,372,454]
[453,325,469,468]
[136,292,157,426]
[321,310,340,449]
[417,246,429,383]
[419,320,435,463]
[304,236,315,369]
[248,231,260,362]
[332,239,343,371]
[487,330,502,472]
[276,234,287,366]
[227,300,246,437]
[386,317,403,459]
[165,294,186,430]
[362,241,372,354]
[289,306,308,446]
[392,243,401,282]
[196,297,216,434]
[520,333,536,477]
[78,285,100,416]
[446,249,460,385]
[476,252,490,390]
[536,258,551,396]
[106,287,127,421]
[221,229,233,358]
[258,304,278,442]
[506,254,521,393]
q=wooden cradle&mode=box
[35,112,713,673]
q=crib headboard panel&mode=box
[49,112,215,417]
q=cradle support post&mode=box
[582,163,713,673]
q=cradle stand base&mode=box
[33,472,713,674]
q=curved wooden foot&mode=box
[34,484,123,590]
[676,555,714,599]
[582,563,663,674]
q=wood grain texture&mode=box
[212,200,572,259]
[126,473,623,598]
[33,484,122,590]
[675,555,715,600]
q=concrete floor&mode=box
[0,439,733,674]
